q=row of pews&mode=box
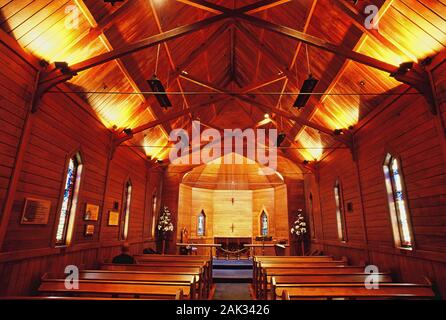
[253,255,439,300]
[31,255,212,300]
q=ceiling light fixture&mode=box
[293,45,319,109]
[148,44,172,109]
[391,62,414,76]
[333,129,344,136]
[148,75,172,109]
[276,132,286,147]
[104,0,124,5]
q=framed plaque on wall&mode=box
[84,224,95,236]
[21,198,51,225]
[84,203,99,221]
[108,211,120,226]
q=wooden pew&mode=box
[258,266,372,298]
[0,296,172,300]
[277,283,437,300]
[133,255,212,288]
[100,263,209,298]
[254,255,335,262]
[270,274,393,299]
[38,279,190,300]
[254,260,347,297]
[42,271,202,299]
[253,256,342,289]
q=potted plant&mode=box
[290,209,307,255]
[157,206,174,254]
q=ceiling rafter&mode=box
[290,0,396,150]
[38,11,230,90]
[116,95,228,145]
[171,21,231,79]
[234,21,293,80]
[180,74,351,146]
[149,0,191,119]
[177,0,291,14]
[74,0,173,139]
[57,1,134,60]
[334,0,416,61]
[276,0,321,154]
[274,0,317,125]
[229,24,236,83]
[177,0,424,85]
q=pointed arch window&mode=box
[309,193,316,239]
[383,154,413,249]
[55,153,83,246]
[260,210,268,237]
[151,191,158,238]
[197,210,206,237]
[120,180,132,240]
[334,179,347,242]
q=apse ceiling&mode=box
[2,0,445,163]
[180,153,303,189]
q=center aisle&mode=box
[213,284,252,300]
[211,259,254,300]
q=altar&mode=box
[214,237,252,259]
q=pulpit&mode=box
[214,237,252,259]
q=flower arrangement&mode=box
[157,206,174,237]
[290,209,307,237]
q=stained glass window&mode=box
[261,210,268,236]
[121,180,132,240]
[197,210,205,236]
[151,192,157,237]
[56,154,82,245]
[309,193,316,239]
[383,154,413,248]
[334,180,346,241]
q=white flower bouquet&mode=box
[157,206,174,237]
[290,210,307,237]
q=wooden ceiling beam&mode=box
[177,0,290,14]
[334,0,417,62]
[39,11,230,87]
[288,0,395,150]
[149,0,191,118]
[74,0,173,139]
[235,14,417,81]
[234,21,294,80]
[116,96,229,145]
[179,75,351,146]
[229,24,236,83]
[239,75,287,94]
[177,1,424,86]
[171,21,231,79]
[57,1,133,59]
[275,0,317,114]
[242,0,292,14]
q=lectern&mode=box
[255,236,273,256]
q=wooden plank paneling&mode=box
[307,60,446,295]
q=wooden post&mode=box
[0,70,41,250]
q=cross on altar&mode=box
[230,223,235,233]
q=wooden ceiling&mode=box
[1,0,445,163]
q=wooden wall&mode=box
[0,32,162,296]
[306,55,446,296]
[178,186,287,240]
[213,189,253,238]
